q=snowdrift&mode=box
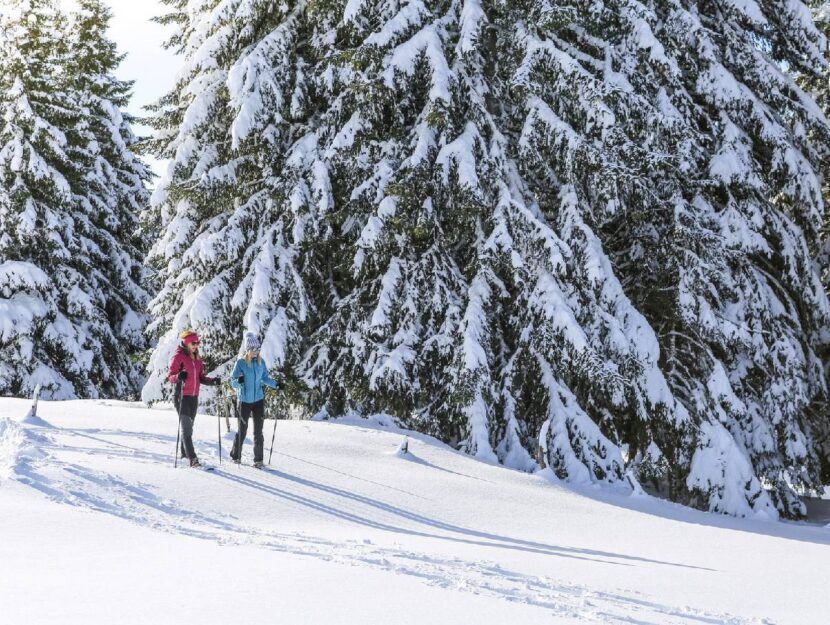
[1,398,828,625]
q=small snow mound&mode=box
[19,412,53,428]
[395,436,410,457]
[343,412,400,429]
[0,417,46,480]
[390,437,431,467]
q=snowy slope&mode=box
[1,399,828,625]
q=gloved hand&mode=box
[237,374,245,384]
[208,377,221,386]
[177,369,188,381]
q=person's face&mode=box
[247,349,259,359]
[188,341,199,354]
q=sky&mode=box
[60,0,179,177]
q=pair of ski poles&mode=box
[172,364,222,468]
[173,378,279,467]
[230,388,279,466]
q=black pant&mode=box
[231,400,264,463]
[179,395,199,461]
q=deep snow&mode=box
[1,398,828,624]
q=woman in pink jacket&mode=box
[168,330,220,467]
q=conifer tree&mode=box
[804,0,830,490]
[0,0,150,398]
[63,0,153,397]
[526,0,830,517]
[142,0,321,400]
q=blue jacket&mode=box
[230,357,278,404]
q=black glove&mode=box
[177,369,188,381]
[208,377,221,386]
[237,374,245,384]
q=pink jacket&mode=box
[168,346,214,397]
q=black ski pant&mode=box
[178,395,199,461]
[231,399,264,463]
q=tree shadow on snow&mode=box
[212,467,711,571]
[554,476,830,547]
[35,424,722,570]
[11,421,768,624]
[392,448,497,483]
[273,450,432,499]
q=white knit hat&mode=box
[244,332,261,352]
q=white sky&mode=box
[60,0,179,177]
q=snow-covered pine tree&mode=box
[303,2,683,487]
[145,0,830,517]
[0,0,150,399]
[63,0,153,396]
[675,0,830,519]
[807,0,830,492]
[143,0,677,488]
[0,0,92,398]
[142,0,324,402]
[518,0,830,516]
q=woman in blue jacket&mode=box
[229,332,278,467]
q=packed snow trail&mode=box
[1,399,827,624]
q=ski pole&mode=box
[174,364,184,468]
[236,398,243,468]
[221,382,231,432]
[268,409,278,465]
[174,417,182,468]
[217,402,222,464]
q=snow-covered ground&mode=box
[1,399,828,625]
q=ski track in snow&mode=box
[1,413,776,625]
